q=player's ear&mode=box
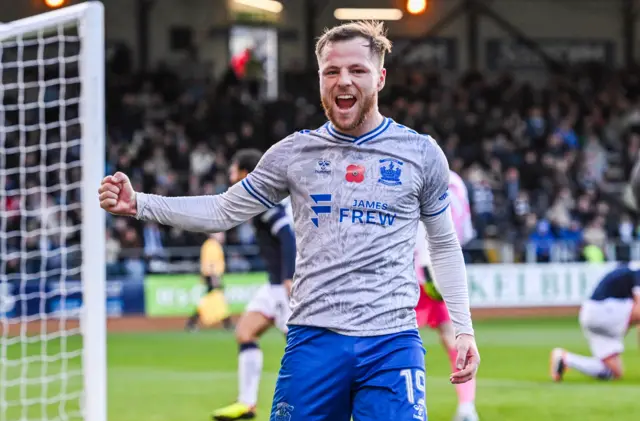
[378,68,386,92]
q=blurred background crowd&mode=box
[3,0,640,279]
[103,60,640,275]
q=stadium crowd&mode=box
[4,48,640,277]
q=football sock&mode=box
[238,342,263,407]
[564,352,613,379]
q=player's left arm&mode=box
[420,207,473,335]
[419,141,473,338]
[419,137,478,383]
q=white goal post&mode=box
[0,3,106,421]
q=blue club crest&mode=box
[378,158,403,186]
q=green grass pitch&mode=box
[4,317,640,420]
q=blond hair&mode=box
[315,21,393,68]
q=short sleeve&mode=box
[241,135,293,208]
[419,136,451,218]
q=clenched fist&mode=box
[98,172,138,217]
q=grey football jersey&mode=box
[241,118,451,336]
[136,117,472,336]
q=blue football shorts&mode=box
[270,325,427,421]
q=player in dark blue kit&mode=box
[212,149,296,421]
[551,264,640,382]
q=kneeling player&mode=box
[551,264,640,381]
[212,149,296,421]
[415,170,478,421]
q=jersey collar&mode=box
[326,117,392,145]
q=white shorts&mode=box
[245,284,291,334]
[579,298,634,360]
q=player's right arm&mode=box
[98,136,293,233]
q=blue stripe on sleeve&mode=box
[241,179,273,208]
[244,178,276,207]
[422,203,450,218]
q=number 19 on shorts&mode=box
[400,369,427,420]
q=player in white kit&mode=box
[98,21,480,421]
[551,264,640,381]
[415,170,478,421]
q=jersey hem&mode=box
[286,321,419,337]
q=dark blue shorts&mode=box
[270,325,427,421]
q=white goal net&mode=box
[0,3,106,421]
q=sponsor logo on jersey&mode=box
[310,194,332,227]
[316,159,331,174]
[310,196,397,227]
[340,199,396,227]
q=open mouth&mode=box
[335,94,357,110]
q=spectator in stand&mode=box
[106,230,122,276]
[528,219,556,262]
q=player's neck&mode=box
[339,110,385,138]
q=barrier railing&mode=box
[111,240,640,272]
